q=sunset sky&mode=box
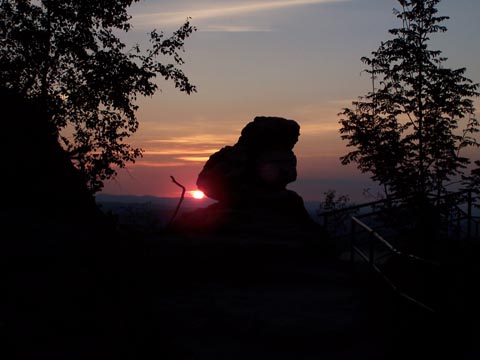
[100,0,480,202]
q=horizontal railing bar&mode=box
[355,209,386,219]
[353,246,370,263]
[351,216,440,266]
[451,207,480,225]
[318,199,394,217]
[320,189,476,216]
[353,245,436,313]
[370,262,436,313]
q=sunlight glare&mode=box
[191,190,205,199]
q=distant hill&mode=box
[95,193,323,228]
[95,194,217,230]
[96,193,214,208]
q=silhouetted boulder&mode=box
[172,116,334,255]
[196,116,300,204]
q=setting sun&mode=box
[191,190,205,199]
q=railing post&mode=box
[467,189,472,241]
[350,218,356,263]
[456,209,461,242]
[323,212,329,230]
[369,230,375,266]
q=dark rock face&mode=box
[1,87,112,255]
[172,117,334,256]
[196,116,300,204]
[170,116,335,257]
[2,87,97,217]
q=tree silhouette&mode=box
[466,160,480,200]
[339,0,479,201]
[0,0,196,193]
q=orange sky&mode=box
[100,0,480,202]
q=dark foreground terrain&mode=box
[2,227,478,360]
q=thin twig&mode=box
[168,175,186,227]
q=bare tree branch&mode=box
[168,175,186,227]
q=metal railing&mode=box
[437,192,480,241]
[350,216,440,313]
[318,190,479,313]
[319,189,479,242]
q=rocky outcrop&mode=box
[196,116,300,205]
[172,117,333,256]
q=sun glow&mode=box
[191,190,205,199]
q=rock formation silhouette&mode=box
[173,116,332,254]
[197,116,299,204]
